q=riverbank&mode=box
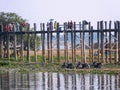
[0,61,120,74]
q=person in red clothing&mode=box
[5,24,9,32]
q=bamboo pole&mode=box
[27,24,30,63]
[109,21,112,63]
[34,23,37,62]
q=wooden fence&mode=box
[0,21,120,64]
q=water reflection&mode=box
[0,71,120,90]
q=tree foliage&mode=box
[0,12,40,50]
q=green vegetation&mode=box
[0,56,120,74]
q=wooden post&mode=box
[97,22,100,62]
[100,21,105,63]
[42,23,46,63]
[20,26,24,61]
[82,21,86,63]
[64,22,67,62]
[118,21,120,62]
[109,21,112,63]
[114,21,118,63]
[50,22,53,62]
[47,22,50,62]
[27,24,30,63]
[88,22,91,62]
[7,30,10,60]
[79,22,82,62]
[71,22,74,63]
[73,22,76,62]
[91,26,94,62]
[0,24,3,58]
[13,24,17,61]
[34,23,37,62]
[57,23,60,63]
[105,21,108,63]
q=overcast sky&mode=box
[0,0,120,27]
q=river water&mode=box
[0,71,120,90]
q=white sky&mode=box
[0,0,120,27]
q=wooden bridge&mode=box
[0,20,120,64]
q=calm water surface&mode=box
[0,71,120,90]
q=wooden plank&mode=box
[109,21,112,63]
[34,23,37,62]
[27,24,30,63]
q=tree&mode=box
[0,12,40,50]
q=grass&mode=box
[0,55,120,74]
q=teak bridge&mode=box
[0,20,120,64]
